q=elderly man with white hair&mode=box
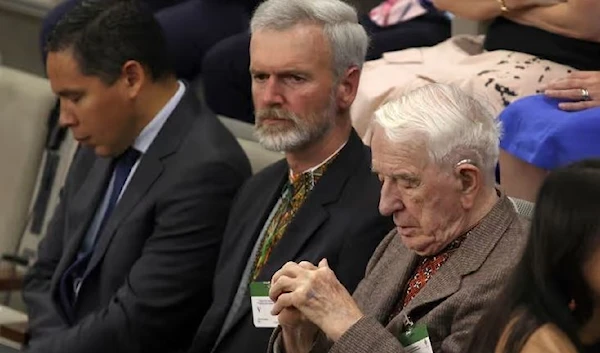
[267,84,529,353]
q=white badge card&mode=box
[398,324,434,353]
[250,281,279,328]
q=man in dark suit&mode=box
[22,1,251,352]
[187,1,393,352]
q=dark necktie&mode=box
[59,147,141,319]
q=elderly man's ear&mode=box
[455,164,481,209]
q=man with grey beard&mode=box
[186,0,393,353]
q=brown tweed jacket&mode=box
[269,192,529,353]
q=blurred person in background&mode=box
[201,0,451,124]
[350,0,600,202]
[496,70,600,202]
[467,159,600,353]
[41,0,261,81]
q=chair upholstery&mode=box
[0,66,54,255]
[17,131,78,263]
[0,0,59,77]
[508,196,535,220]
[218,115,282,173]
[218,114,257,142]
[0,304,27,351]
[451,17,489,36]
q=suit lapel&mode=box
[53,156,112,285]
[257,201,328,278]
[81,87,199,278]
[221,196,330,333]
[84,156,164,277]
[393,193,516,327]
[259,130,365,278]
[211,165,287,346]
[364,235,419,325]
[232,165,288,277]
[221,131,366,337]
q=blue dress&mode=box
[500,94,600,169]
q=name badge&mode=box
[398,324,433,353]
[249,281,279,328]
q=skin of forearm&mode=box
[432,0,502,20]
[433,0,553,21]
[507,2,600,42]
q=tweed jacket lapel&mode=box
[389,192,516,330]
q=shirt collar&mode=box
[289,140,348,179]
[132,80,186,154]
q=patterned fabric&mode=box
[387,234,467,323]
[369,0,428,27]
[251,157,337,280]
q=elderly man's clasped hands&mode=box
[269,259,363,343]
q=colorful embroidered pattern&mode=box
[251,157,337,280]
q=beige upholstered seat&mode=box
[17,131,78,263]
[509,196,535,220]
[451,17,489,36]
[0,66,54,255]
[218,115,282,174]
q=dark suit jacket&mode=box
[188,130,393,353]
[268,192,529,353]
[22,87,251,353]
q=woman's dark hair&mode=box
[467,158,600,353]
[46,0,172,84]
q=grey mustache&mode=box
[255,108,297,122]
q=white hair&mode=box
[250,0,369,78]
[373,84,502,183]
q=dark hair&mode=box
[46,0,172,84]
[467,159,600,353]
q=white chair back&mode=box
[0,66,54,255]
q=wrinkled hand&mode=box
[270,262,319,353]
[277,306,319,353]
[543,71,600,111]
[271,261,316,329]
[270,259,364,342]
